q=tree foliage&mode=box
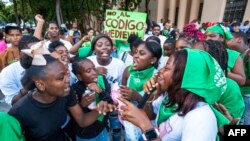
[0,0,142,32]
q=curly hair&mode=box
[182,23,204,41]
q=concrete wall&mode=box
[138,0,249,30]
[185,0,192,23]
[139,0,168,23]
[156,0,168,22]
[201,0,227,23]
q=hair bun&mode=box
[20,55,33,69]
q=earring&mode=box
[37,84,45,91]
[151,62,154,65]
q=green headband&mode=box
[206,24,233,41]
[181,49,227,103]
[158,49,229,127]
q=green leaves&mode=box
[0,0,142,32]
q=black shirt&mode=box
[71,76,112,139]
[8,90,77,141]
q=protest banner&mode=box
[104,9,147,40]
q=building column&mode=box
[243,0,250,22]
[156,0,167,23]
[168,0,176,24]
[201,0,227,23]
[189,0,200,22]
[177,0,188,31]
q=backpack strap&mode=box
[121,51,128,62]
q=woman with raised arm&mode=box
[205,24,246,85]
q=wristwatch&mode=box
[142,128,160,141]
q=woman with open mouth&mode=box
[120,41,162,141]
[87,34,126,141]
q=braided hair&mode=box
[72,58,92,76]
[205,40,228,76]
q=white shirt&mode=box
[158,102,217,141]
[87,56,126,86]
[118,51,133,67]
[240,25,249,33]
[152,95,166,115]
[0,61,24,105]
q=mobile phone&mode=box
[88,101,96,109]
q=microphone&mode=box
[137,87,156,108]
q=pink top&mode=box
[0,40,7,53]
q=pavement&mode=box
[0,90,11,112]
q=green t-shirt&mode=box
[82,41,91,48]
[227,48,240,72]
[218,78,245,120]
[162,29,170,37]
[81,36,95,48]
[115,40,130,58]
[0,113,25,141]
[78,47,93,58]
[240,52,250,95]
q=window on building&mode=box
[223,0,248,22]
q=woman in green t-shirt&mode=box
[193,40,245,127]
[205,24,246,86]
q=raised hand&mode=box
[81,35,91,42]
[35,14,44,23]
[143,73,162,96]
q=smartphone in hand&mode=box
[86,90,96,109]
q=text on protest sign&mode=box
[104,9,147,40]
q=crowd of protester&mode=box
[0,13,250,141]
